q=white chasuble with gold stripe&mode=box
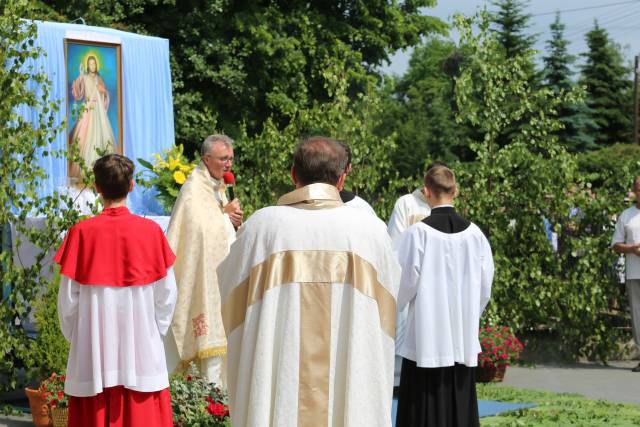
[217,184,400,427]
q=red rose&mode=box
[206,403,216,415]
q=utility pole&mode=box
[635,55,640,144]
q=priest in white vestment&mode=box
[165,134,243,385]
[217,136,401,427]
[394,165,493,427]
[336,140,378,217]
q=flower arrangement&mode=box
[478,326,524,375]
[39,372,68,409]
[137,144,198,214]
[170,363,230,427]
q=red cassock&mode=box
[54,206,177,427]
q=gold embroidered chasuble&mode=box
[218,183,400,427]
[167,161,230,365]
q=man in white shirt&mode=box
[336,140,378,216]
[612,176,640,373]
[394,165,493,426]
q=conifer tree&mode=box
[490,0,538,145]
[491,0,536,59]
[581,22,633,146]
[542,13,597,152]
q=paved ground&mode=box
[2,361,639,425]
[500,360,640,405]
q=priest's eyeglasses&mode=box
[217,156,234,163]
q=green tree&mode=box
[542,13,597,152]
[34,0,446,152]
[235,56,413,220]
[377,37,473,177]
[1,0,91,389]
[490,0,536,60]
[489,0,538,147]
[454,11,627,361]
[580,22,633,146]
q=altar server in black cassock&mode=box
[394,165,494,427]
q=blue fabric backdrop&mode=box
[20,21,174,215]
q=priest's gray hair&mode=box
[201,134,234,156]
[293,136,348,186]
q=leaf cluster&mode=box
[453,12,630,361]
[1,0,96,390]
[169,363,230,427]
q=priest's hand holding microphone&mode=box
[223,171,243,228]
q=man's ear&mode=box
[291,167,298,186]
[336,172,347,191]
[128,179,135,193]
[422,185,430,199]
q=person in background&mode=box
[336,139,378,216]
[611,176,640,373]
[394,165,493,427]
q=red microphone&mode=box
[223,171,235,201]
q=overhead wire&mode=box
[532,0,640,17]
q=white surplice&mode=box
[217,183,400,427]
[395,222,493,367]
[58,268,177,396]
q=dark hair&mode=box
[335,139,352,169]
[293,136,347,186]
[93,154,134,200]
[424,165,456,196]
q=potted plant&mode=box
[40,372,68,427]
[25,271,70,427]
[477,326,524,382]
[170,363,230,427]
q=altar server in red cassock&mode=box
[54,154,177,427]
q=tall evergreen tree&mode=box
[491,0,536,59]
[490,0,538,146]
[581,22,633,146]
[542,13,597,152]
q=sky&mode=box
[382,0,640,76]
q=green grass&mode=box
[478,384,640,426]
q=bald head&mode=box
[293,136,348,186]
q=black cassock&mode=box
[395,206,480,427]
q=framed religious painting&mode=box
[65,39,123,182]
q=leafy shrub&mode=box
[170,363,230,427]
[28,270,69,380]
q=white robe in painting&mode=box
[217,183,400,427]
[394,220,493,367]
